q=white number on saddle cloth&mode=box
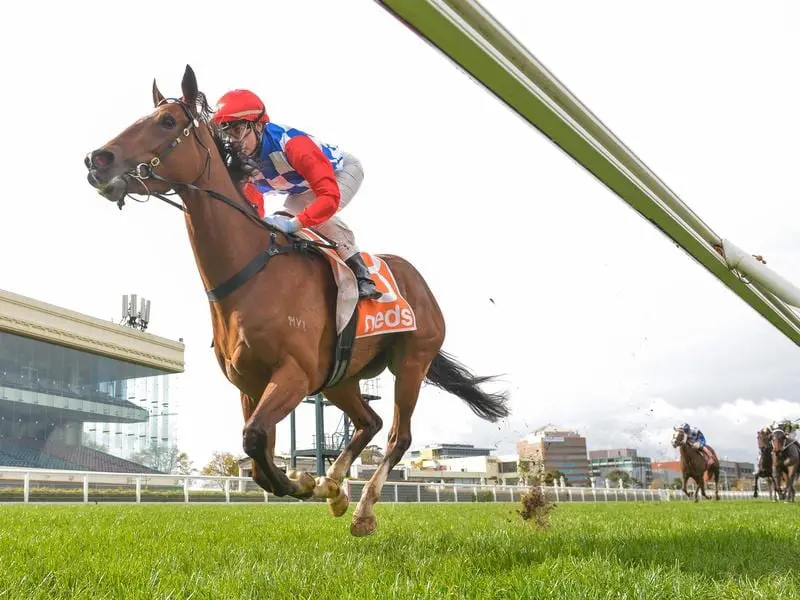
[365,255,396,303]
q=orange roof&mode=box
[652,460,681,470]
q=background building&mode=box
[0,289,184,472]
[651,461,682,487]
[516,425,590,485]
[589,448,653,487]
[719,460,755,490]
[407,443,494,462]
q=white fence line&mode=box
[0,467,759,504]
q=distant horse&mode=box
[84,65,509,536]
[754,427,777,501]
[771,428,799,502]
[671,428,720,502]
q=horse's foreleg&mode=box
[239,392,273,493]
[700,482,711,499]
[787,468,798,503]
[753,474,760,498]
[773,466,784,501]
[242,359,337,501]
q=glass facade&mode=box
[590,456,653,486]
[408,444,494,460]
[0,330,179,469]
[82,370,179,460]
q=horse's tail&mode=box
[425,350,510,422]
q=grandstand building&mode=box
[0,289,184,473]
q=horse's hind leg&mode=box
[318,379,384,517]
[350,355,431,537]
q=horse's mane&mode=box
[194,90,215,123]
[190,90,249,185]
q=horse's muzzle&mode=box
[86,170,127,204]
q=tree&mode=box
[517,459,538,486]
[359,445,385,466]
[605,469,631,488]
[201,452,240,489]
[541,470,569,487]
[174,451,193,475]
[129,442,192,474]
[82,437,108,452]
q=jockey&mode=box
[211,89,381,300]
[680,423,706,449]
[679,423,713,464]
[773,418,799,446]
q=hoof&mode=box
[314,476,340,498]
[328,488,349,518]
[289,471,316,497]
[350,515,377,537]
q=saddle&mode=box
[209,215,417,392]
[691,445,716,471]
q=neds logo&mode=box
[363,306,414,333]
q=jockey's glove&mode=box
[264,214,301,234]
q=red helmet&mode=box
[212,89,269,125]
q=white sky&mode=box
[1,1,798,468]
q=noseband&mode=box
[112,98,276,232]
[115,98,208,212]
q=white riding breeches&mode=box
[282,152,364,261]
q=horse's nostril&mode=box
[84,154,91,169]
[91,150,115,170]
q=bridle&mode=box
[115,97,265,230]
[109,97,335,301]
[672,428,687,448]
[118,98,206,211]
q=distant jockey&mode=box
[679,423,714,466]
[772,418,799,447]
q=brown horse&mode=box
[84,65,509,536]
[754,427,777,501]
[771,429,799,502]
[671,428,720,502]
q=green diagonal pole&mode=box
[373,0,800,347]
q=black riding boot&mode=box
[345,254,382,300]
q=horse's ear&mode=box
[181,64,199,114]
[152,79,165,107]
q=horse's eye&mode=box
[160,115,177,129]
